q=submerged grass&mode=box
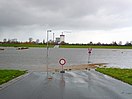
[96,68,132,85]
[0,70,27,85]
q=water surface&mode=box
[0,48,132,70]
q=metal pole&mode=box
[88,53,91,63]
[88,48,92,63]
[62,65,63,72]
[53,33,54,43]
[46,30,51,78]
[46,30,49,76]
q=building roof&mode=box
[60,35,65,36]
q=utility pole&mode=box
[46,30,52,78]
[53,33,55,43]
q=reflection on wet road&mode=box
[0,70,132,99]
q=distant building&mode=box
[8,39,11,43]
[11,38,17,43]
[60,32,65,43]
[6,38,17,43]
[49,39,53,43]
[55,37,60,43]
[3,38,7,43]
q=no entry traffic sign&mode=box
[59,58,66,65]
[88,48,92,54]
[59,58,66,73]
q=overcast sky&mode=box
[0,0,132,44]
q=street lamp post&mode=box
[46,30,52,77]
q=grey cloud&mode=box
[0,0,132,30]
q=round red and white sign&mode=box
[88,48,92,53]
[59,58,66,65]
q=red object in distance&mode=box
[88,48,92,54]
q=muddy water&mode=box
[0,47,132,70]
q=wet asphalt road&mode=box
[0,70,132,99]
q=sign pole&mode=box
[46,30,48,77]
[88,53,91,63]
[62,64,63,72]
[59,58,66,73]
[88,48,92,63]
[46,30,52,78]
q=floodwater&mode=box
[0,47,132,70]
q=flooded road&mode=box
[0,70,132,99]
[0,48,132,71]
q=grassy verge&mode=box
[95,68,132,85]
[60,45,132,49]
[1,43,132,49]
[0,70,27,85]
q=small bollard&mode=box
[60,71,65,73]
